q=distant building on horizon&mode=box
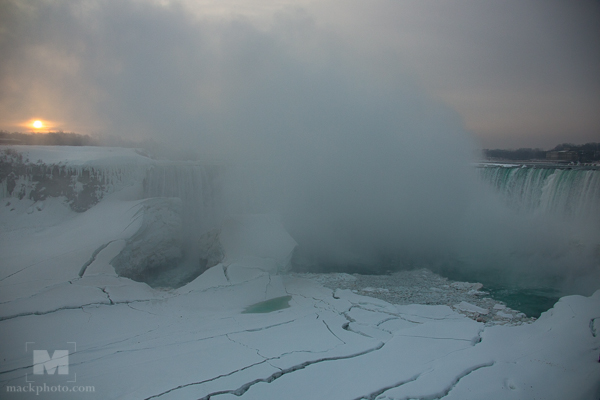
[546,150,578,162]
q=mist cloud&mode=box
[0,0,477,257]
[2,0,598,293]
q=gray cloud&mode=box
[409,0,600,148]
[2,0,599,148]
[310,0,600,148]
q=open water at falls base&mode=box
[435,266,562,318]
[293,259,562,319]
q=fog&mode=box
[2,0,599,295]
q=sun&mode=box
[33,120,43,129]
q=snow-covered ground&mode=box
[1,146,599,399]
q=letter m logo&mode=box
[33,350,69,375]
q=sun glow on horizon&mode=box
[15,118,68,133]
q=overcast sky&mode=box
[1,0,599,150]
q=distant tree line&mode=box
[2,130,598,162]
[0,131,98,146]
[484,142,600,162]
[484,148,547,161]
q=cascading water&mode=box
[463,164,600,316]
[142,163,223,234]
[478,165,600,220]
[128,163,226,287]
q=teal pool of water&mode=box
[242,296,292,314]
[480,285,560,318]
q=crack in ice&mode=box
[78,240,116,277]
[353,373,422,400]
[0,298,155,322]
[143,360,272,400]
[421,361,495,400]
[194,342,386,399]
[101,287,114,305]
[322,319,347,345]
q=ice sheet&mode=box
[1,147,599,400]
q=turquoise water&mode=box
[483,286,560,318]
[295,260,561,318]
[242,296,292,314]
[435,266,561,318]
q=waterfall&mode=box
[479,165,600,221]
[142,163,224,234]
